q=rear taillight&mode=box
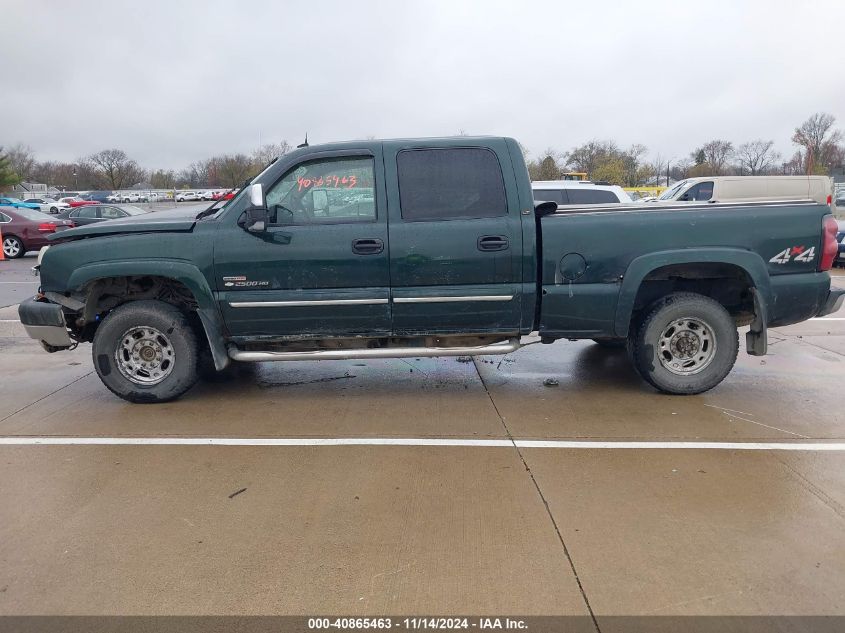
[820,215,838,271]
[37,223,56,233]
[827,194,833,206]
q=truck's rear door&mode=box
[383,139,524,335]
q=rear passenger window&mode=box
[566,189,620,205]
[532,189,567,204]
[397,148,507,221]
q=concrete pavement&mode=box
[0,262,843,620]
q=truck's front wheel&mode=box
[92,300,199,403]
[630,292,738,395]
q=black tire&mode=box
[2,235,25,259]
[630,292,738,395]
[50,206,58,213]
[92,300,199,403]
[592,338,627,349]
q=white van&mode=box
[656,176,833,206]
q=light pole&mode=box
[73,170,78,191]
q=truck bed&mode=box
[537,199,833,338]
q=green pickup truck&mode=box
[19,136,844,403]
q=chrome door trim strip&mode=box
[393,295,513,304]
[229,298,389,308]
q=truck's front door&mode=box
[213,150,391,338]
[384,141,524,335]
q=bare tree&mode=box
[696,140,734,175]
[5,143,36,181]
[89,149,145,189]
[647,154,667,185]
[736,140,780,175]
[669,158,692,181]
[567,140,616,178]
[792,112,844,174]
[149,169,176,189]
[621,144,648,186]
[216,154,255,188]
[251,141,291,168]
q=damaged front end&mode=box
[18,296,77,352]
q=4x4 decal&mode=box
[769,246,815,264]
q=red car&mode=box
[0,207,75,258]
[211,189,239,201]
[58,196,98,208]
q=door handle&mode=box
[477,235,509,252]
[352,238,384,255]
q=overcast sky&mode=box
[2,0,845,170]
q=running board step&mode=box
[228,338,521,362]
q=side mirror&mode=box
[244,183,267,233]
[249,183,264,207]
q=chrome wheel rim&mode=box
[657,317,716,376]
[3,237,21,257]
[115,326,175,385]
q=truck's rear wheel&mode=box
[92,300,199,403]
[630,292,738,395]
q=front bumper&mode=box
[817,288,845,317]
[18,296,74,349]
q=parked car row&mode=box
[22,197,71,214]
[176,190,235,202]
[0,202,152,258]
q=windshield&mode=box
[658,180,689,200]
[4,197,23,203]
[121,205,147,215]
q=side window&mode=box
[532,189,567,204]
[397,148,507,221]
[264,156,376,225]
[77,207,98,218]
[566,189,620,205]
[100,206,124,219]
[682,182,714,201]
[0,213,10,223]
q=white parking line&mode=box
[0,437,843,450]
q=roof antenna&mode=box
[297,133,309,149]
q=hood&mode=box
[48,206,199,242]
